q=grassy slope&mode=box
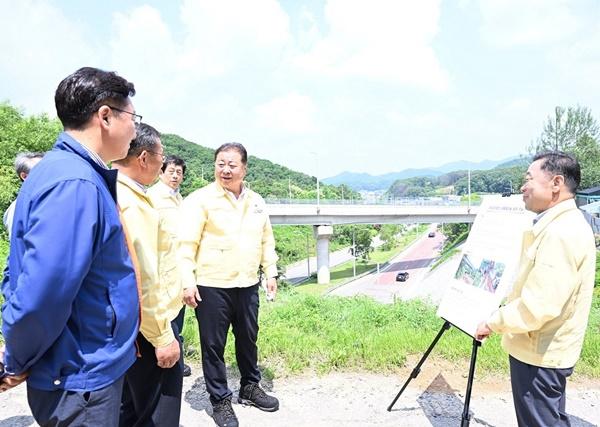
[181,288,600,378]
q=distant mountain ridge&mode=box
[323,156,520,191]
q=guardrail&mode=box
[264,197,482,206]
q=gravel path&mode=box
[1,361,599,426]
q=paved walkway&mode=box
[2,364,599,426]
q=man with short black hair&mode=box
[147,154,192,377]
[0,67,140,426]
[114,124,184,427]
[180,142,279,427]
[476,151,596,426]
[3,152,44,237]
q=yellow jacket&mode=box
[147,180,183,298]
[178,182,278,289]
[117,174,183,348]
[487,199,596,369]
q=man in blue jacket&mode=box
[0,67,141,426]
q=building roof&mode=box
[576,186,600,196]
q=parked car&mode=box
[396,271,409,282]
[428,231,435,237]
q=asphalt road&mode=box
[329,226,444,303]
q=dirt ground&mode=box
[1,359,599,427]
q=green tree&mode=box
[453,166,526,195]
[530,106,600,188]
[443,223,470,248]
[379,224,404,251]
[0,102,61,235]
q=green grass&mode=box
[177,288,600,379]
[3,229,600,380]
[579,288,600,377]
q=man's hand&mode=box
[475,322,492,341]
[182,286,201,308]
[0,373,28,392]
[155,339,180,369]
[0,347,28,392]
[266,277,278,301]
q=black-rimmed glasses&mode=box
[108,105,143,124]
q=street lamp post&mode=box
[316,173,320,212]
[311,151,320,213]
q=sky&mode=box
[2,0,600,178]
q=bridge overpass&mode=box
[265,202,479,284]
[267,203,478,225]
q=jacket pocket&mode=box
[106,290,117,339]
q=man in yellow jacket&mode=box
[476,152,596,427]
[114,123,183,427]
[179,142,279,427]
[147,155,192,377]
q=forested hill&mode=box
[162,133,357,199]
[0,101,357,230]
[386,163,529,197]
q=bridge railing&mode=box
[264,197,482,207]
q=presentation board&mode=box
[436,195,535,337]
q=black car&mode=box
[396,271,409,282]
[428,231,435,238]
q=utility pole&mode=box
[306,232,310,277]
[467,169,471,212]
[352,228,356,277]
[288,177,292,200]
[555,106,560,151]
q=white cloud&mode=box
[178,0,291,75]
[546,17,600,94]
[0,0,96,114]
[109,5,187,114]
[293,0,448,91]
[254,93,316,133]
[385,111,451,128]
[480,0,580,47]
[501,97,533,115]
[297,6,322,51]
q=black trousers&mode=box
[509,355,573,427]
[27,376,124,427]
[174,306,186,342]
[195,284,261,403]
[119,321,183,427]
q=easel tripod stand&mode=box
[387,320,482,427]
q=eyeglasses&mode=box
[108,105,143,124]
[147,151,166,162]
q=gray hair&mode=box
[126,122,161,158]
[15,152,44,181]
[112,123,161,164]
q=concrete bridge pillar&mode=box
[314,225,333,284]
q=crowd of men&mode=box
[0,66,597,427]
[0,67,278,427]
